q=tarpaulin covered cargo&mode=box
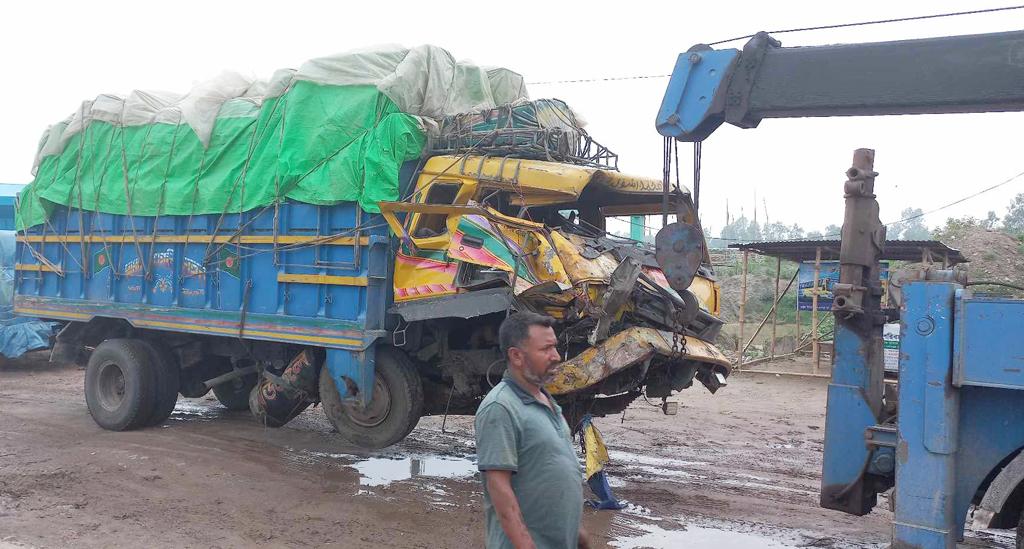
[17,45,529,230]
[0,230,54,358]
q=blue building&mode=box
[0,183,25,230]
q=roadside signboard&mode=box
[797,261,890,311]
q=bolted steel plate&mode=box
[655,222,704,293]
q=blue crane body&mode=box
[659,29,1024,547]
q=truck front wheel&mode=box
[319,348,423,449]
[84,339,158,431]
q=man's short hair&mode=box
[499,312,555,357]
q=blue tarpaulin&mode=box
[0,230,55,358]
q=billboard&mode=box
[797,261,889,311]
[883,322,901,372]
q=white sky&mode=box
[3,0,1023,234]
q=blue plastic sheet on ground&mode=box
[0,317,55,358]
[0,230,56,358]
[585,471,626,510]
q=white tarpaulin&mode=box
[33,45,529,173]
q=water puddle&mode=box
[295,449,478,488]
[609,450,708,469]
[610,521,798,549]
[968,527,1015,548]
[169,400,225,421]
[349,455,477,487]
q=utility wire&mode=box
[527,4,1024,86]
[527,74,671,86]
[708,4,1024,46]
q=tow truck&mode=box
[658,29,1024,548]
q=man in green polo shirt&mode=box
[475,312,591,549]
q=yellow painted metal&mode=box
[378,201,542,232]
[420,156,691,206]
[421,156,586,206]
[549,232,620,284]
[382,156,720,329]
[525,233,571,286]
[546,327,730,395]
[378,202,490,217]
[15,307,90,320]
[380,200,571,300]
[17,235,369,246]
[688,275,721,317]
[15,263,59,273]
[378,201,491,252]
[276,273,368,286]
[582,421,610,479]
[392,253,458,302]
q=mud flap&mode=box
[325,347,376,408]
[250,349,321,427]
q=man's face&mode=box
[509,325,562,387]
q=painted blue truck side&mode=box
[15,201,391,409]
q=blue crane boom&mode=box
[657,30,1024,142]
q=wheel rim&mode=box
[96,362,126,412]
[341,376,391,428]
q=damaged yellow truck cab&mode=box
[380,155,728,424]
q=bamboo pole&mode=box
[795,268,802,344]
[771,256,781,358]
[812,247,822,374]
[737,270,798,366]
[738,368,831,379]
[738,250,749,355]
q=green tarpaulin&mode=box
[18,84,423,230]
[17,45,529,230]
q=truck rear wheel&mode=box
[84,339,158,431]
[319,347,423,449]
[142,341,180,426]
[1017,508,1024,549]
[212,373,258,411]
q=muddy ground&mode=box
[0,354,1012,548]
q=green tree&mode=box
[932,216,979,242]
[763,221,789,241]
[720,215,763,243]
[1004,193,1024,235]
[889,207,929,240]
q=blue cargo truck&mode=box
[15,46,729,448]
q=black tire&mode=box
[141,341,180,427]
[320,347,423,449]
[1016,509,1024,549]
[212,373,258,411]
[84,339,158,431]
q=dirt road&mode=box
[0,354,1010,548]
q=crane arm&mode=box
[657,30,1024,141]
